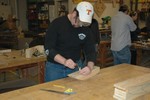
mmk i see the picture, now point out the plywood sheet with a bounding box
[68,66,100,80]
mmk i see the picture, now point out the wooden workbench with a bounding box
[97,40,113,67]
[132,42,150,65]
[1,64,150,100]
[0,50,46,83]
[98,29,113,67]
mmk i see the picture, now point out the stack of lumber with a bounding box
[113,73,150,100]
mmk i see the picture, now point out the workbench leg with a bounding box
[2,72,6,82]
[99,47,105,67]
[38,62,45,83]
[21,67,28,79]
[136,49,142,65]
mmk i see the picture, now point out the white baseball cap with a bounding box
[76,1,94,24]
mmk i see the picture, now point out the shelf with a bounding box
[0,41,16,44]
[27,0,50,34]
[0,31,18,49]
[99,29,111,34]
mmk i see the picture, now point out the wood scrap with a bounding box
[113,73,150,100]
[25,45,45,58]
[0,49,11,53]
[94,0,106,17]
[68,66,100,80]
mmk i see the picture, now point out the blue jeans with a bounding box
[45,60,84,82]
[112,45,131,65]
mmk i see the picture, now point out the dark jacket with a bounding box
[131,26,141,42]
[44,16,96,64]
[89,19,100,44]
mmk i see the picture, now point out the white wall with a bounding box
[0,5,11,20]
[0,0,9,5]
[0,0,11,20]
[0,0,27,30]
[17,0,28,30]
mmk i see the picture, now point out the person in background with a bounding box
[90,18,100,53]
[140,8,150,38]
[130,11,141,65]
[111,4,137,65]
[130,11,141,42]
[44,1,96,82]
[146,8,150,37]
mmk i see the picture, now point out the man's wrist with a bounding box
[63,59,67,65]
[87,66,93,71]
[87,61,94,71]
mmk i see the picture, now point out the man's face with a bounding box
[72,11,91,28]
[78,19,91,27]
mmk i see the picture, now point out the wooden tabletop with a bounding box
[131,42,150,65]
[0,50,46,71]
[132,41,150,50]
[1,64,150,100]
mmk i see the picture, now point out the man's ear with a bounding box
[125,11,129,15]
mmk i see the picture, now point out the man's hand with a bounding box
[64,59,76,69]
[79,66,91,75]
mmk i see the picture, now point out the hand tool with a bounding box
[40,89,76,95]
[41,89,69,95]
[77,64,81,71]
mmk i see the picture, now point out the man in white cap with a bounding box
[44,1,97,82]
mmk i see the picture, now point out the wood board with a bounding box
[114,73,150,100]
[68,66,100,80]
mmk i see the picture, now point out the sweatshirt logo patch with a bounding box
[45,49,49,56]
[78,33,86,40]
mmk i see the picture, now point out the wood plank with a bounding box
[68,66,100,80]
[114,73,150,100]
